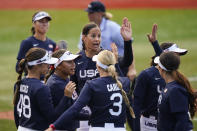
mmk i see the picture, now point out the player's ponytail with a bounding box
[13,58,26,105]
[31,27,35,35]
[44,65,55,83]
[159,52,197,118]
[13,48,46,105]
[98,50,135,118]
[173,71,197,118]
[44,49,67,83]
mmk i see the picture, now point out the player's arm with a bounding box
[147,24,163,56]
[36,85,72,122]
[16,40,32,73]
[173,112,193,131]
[47,82,93,130]
[169,88,192,130]
[118,17,133,67]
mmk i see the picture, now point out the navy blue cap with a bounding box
[85,1,106,13]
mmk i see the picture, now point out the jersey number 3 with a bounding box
[17,94,31,118]
[109,93,123,116]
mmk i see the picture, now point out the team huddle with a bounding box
[13,1,197,131]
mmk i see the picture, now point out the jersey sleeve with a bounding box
[17,40,32,61]
[118,40,133,68]
[35,85,71,122]
[133,71,150,131]
[173,112,193,131]
[53,81,93,129]
[151,40,163,56]
[169,87,188,113]
[16,40,32,73]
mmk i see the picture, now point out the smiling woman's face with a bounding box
[82,27,101,52]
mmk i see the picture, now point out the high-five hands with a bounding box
[147,24,158,43]
[121,17,132,41]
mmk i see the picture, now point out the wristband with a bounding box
[49,124,56,130]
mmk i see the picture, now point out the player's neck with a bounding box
[34,33,46,41]
[163,74,175,84]
[54,71,68,80]
[85,49,100,58]
[98,69,109,77]
[26,72,41,80]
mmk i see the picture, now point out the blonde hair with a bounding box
[104,12,113,20]
[97,50,135,118]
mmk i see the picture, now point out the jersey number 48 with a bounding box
[17,94,31,118]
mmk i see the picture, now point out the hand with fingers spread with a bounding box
[121,17,132,41]
[64,81,76,98]
[110,43,118,62]
[147,24,158,43]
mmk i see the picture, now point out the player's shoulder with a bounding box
[75,50,92,66]
[46,37,56,45]
[167,81,187,93]
[22,78,46,91]
[86,77,107,86]
[140,66,158,77]
[21,36,34,45]
[118,76,130,84]
[118,77,131,92]
[46,74,61,86]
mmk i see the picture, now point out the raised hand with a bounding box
[110,43,118,62]
[64,81,76,98]
[147,24,158,43]
[121,17,132,41]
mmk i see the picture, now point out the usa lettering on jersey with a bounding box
[79,69,99,78]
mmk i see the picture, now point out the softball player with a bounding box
[46,50,135,131]
[133,24,188,131]
[16,11,56,74]
[78,1,136,81]
[155,52,196,131]
[13,48,70,131]
[46,49,90,131]
[70,18,133,131]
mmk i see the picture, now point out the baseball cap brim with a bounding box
[85,8,94,13]
[62,54,79,61]
[164,44,188,55]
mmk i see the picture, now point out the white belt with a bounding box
[91,123,126,128]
